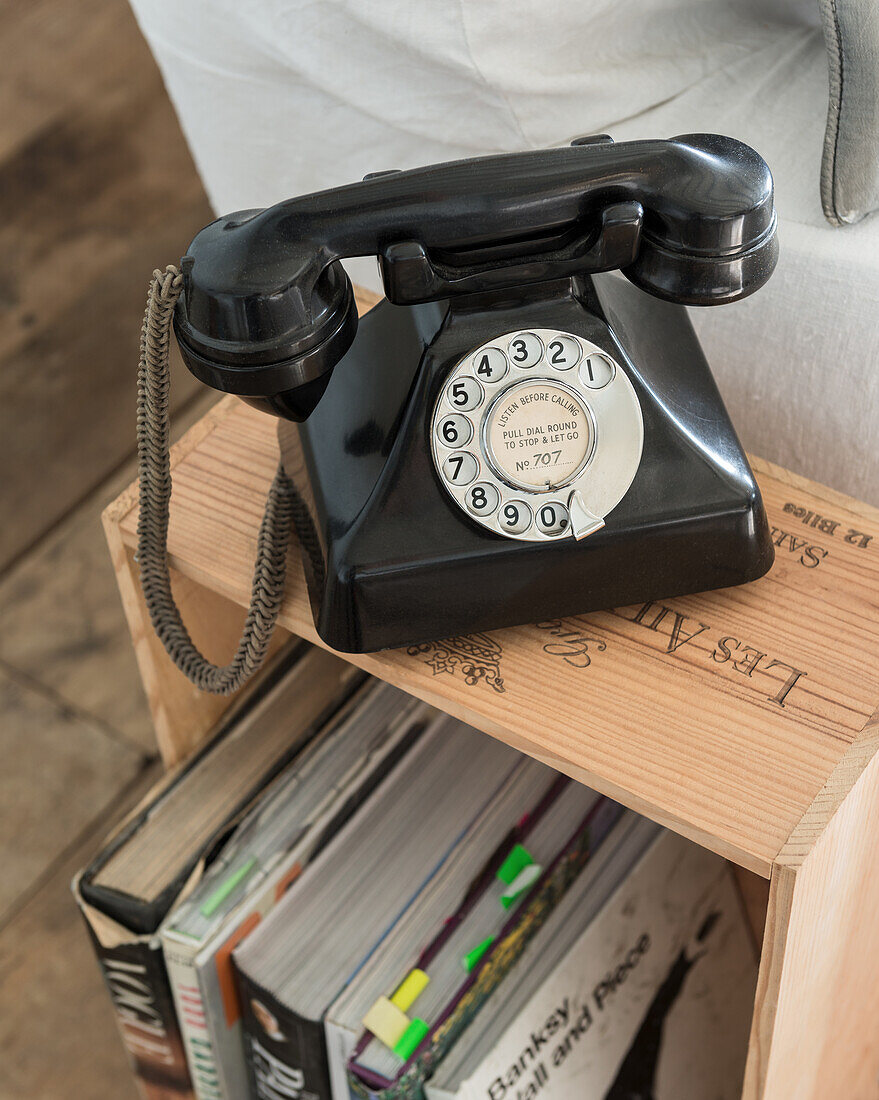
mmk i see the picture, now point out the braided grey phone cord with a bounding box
[136,265,296,695]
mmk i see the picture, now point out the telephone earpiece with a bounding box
[172,134,777,422]
[621,133,777,305]
[174,217,358,421]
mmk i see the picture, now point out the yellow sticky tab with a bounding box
[390,969,430,1012]
[362,996,410,1050]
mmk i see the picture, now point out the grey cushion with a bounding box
[818,0,879,224]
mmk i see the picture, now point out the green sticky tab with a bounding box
[393,1017,429,1061]
[462,935,495,974]
[200,857,257,918]
[500,862,544,909]
[497,843,534,885]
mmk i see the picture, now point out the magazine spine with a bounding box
[164,936,223,1100]
[237,967,333,1100]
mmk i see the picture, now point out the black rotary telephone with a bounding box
[138,133,778,683]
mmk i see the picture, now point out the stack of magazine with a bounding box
[75,643,758,1100]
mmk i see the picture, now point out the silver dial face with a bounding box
[482,377,595,492]
[431,328,644,542]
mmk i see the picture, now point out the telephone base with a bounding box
[279,276,773,654]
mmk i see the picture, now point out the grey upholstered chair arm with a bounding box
[818,0,879,225]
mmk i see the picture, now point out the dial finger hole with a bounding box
[442,451,478,486]
[579,353,615,389]
[498,499,532,534]
[445,376,483,411]
[545,335,580,370]
[472,347,508,383]
[436,413,473,448]
[466,482,500,517]
[535,502,570,536]
[507,332,543,368]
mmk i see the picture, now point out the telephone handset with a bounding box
[138,133,778,679]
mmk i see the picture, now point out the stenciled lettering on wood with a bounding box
[535,621,608,669]
[529,497,879,707]
[773,500,875,567]
[535,603,807,709]
[396,496,878,704]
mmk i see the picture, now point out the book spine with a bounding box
[197,910,266,1100]
[237,967,333,1100]
[164,938,223,1100]
[87,932,193,1099]
[324,1018,359,1100]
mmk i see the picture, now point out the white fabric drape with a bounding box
[129,0,879,502]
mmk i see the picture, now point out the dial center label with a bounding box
[485,380,592,490]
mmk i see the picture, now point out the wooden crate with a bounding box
[104,296,879,1099]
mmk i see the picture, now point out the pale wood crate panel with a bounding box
[114,397,879,878]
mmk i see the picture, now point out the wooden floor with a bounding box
[0,2,212,1096]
